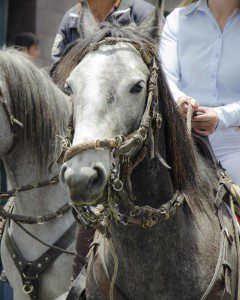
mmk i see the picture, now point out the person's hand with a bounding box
[177,96,199,118]
[192,107,219,136]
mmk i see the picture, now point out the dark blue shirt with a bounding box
[51,0,155,66]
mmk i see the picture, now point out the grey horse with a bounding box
[55,1,238,299]
[0,49,76,300]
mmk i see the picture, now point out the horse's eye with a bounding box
[64,83,73,96]
[130,80,145,94]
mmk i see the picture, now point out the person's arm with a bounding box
[213,103,240,129]
[51,12,70,66]
[192,103,240,136]
[159,10,187,101]
[131,0,155,25]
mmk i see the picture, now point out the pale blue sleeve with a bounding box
[159,10,187,101]
[214,103,240,128]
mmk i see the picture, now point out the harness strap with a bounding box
[66,265,87,300]
[5,222,76,299]
[0,175,60,201]
[118,189,185,228]
[0,202,71,225]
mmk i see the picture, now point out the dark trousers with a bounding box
[73,226,95,279]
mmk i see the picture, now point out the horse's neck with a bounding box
[107,155,220,297]
[131,151,174,208]
[3,146,73,260]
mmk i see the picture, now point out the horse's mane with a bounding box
[0,49,68,164]
[54,21,217,205]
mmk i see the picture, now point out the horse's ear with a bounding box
[138,0,164,43]
[77,0,100,38]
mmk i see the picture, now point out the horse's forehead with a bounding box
[70,42,145,79]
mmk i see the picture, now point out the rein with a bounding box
[0,175,72,225]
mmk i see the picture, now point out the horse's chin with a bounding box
[69,188,105,207]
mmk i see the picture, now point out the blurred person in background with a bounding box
[13,32,40,60]
[51,0,155,73]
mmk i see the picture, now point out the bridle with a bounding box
[58,36,187,231]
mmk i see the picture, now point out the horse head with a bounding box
[59,1,164,205]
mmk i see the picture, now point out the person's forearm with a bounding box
[213,102,240,128]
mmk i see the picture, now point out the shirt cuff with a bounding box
[213,103,240,129]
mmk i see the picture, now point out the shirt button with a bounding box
[211,75,216,79]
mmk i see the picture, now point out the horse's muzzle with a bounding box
[60,162,107,205]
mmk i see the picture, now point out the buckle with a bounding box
[23,282,34,294]
[37,216,45,225]
[160,209,170,220]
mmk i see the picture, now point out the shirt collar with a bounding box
[185,0,208,16]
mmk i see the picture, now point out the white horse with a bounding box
[0,49,75,300]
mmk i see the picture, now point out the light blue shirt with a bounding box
[160,0,240,129]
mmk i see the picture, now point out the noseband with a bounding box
[0,86,23,154]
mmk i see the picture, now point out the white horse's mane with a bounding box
[0,49,68,163]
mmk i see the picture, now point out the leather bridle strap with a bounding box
[0,202,71,225]
[0,176,73,225]
[0,176,60,201]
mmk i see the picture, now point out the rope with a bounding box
[109,238,119,300]
[186,104,193,133]
[64,138,120,163]
[177,96,194,133]
[230,196,240,300]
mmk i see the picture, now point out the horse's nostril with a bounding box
[92,163,107,191]
[60,164,68,185]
